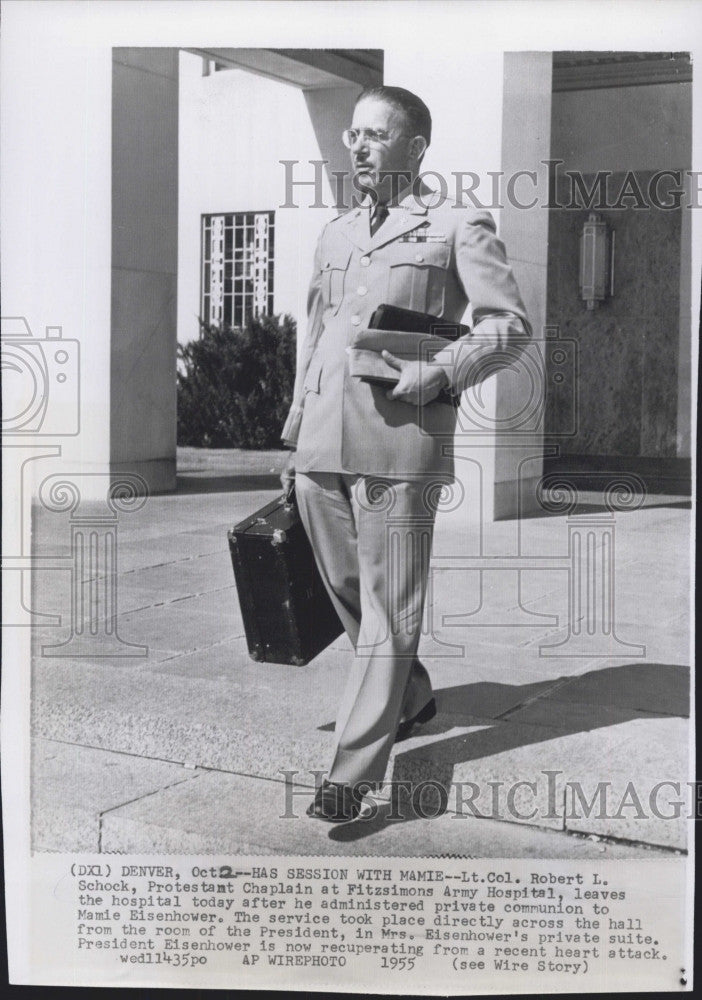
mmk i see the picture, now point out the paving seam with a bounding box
[162,587,234,605]
[153,632,247,661]
[37,720,686,853]
[102,776,678,857]
[53,739,681,855]
[493,676,575,719]
[97,772,206,853]
[33,737,321,789]
[34,735,238,776]
[78,549,228,584]
[494,680,690,721]
[95,758,676,851]
[109,550,226,573]
[32,634,247,660]
[70,593,236,621]
[118,550,229,574]
[116,588,237,618]
[559,826,687,856]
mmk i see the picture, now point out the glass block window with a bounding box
[201,211,275,328]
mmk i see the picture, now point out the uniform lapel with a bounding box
[339,206,370,251]
[367,201,428,252]
[339,185,441,253]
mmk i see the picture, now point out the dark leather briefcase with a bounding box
[228,493,344,665]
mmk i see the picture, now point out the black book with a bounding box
[369,303,471,341]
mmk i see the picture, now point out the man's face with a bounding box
[348,97,415,202]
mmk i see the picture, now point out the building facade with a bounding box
[4,45,693,505]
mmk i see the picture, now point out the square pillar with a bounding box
[385,51,552,522]
[2,45,179,501]
[111,48,179,492]
[458,52,552,521]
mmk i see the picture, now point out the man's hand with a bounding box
[381,351,450,405]
[280,453,296,499]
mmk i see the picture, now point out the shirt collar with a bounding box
[357,180,437,214]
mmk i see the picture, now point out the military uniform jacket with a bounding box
[281,185,531,479]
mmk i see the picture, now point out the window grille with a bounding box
[201,211,275,328]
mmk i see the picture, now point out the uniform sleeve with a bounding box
[432,210,532,396]
[280,230,325,448]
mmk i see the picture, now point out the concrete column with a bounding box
[492,52,552,519]
[384,51,552,522]
[2,44,112,500]
[111,49,179,492]
[456,52,552,522]
[3,46,179,500]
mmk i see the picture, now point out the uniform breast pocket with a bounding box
[387,243,451,315]
[321,247,352,316]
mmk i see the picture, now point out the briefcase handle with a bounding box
[282,483,296,509]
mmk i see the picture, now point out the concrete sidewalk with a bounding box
[30,448,692,857]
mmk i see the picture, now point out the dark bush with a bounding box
[177,314,296,448]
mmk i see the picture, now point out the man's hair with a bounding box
[355,86,432,147]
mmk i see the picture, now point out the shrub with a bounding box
[177,314,296,448]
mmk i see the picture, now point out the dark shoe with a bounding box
[307,780,365,823]
[395,698,437,743]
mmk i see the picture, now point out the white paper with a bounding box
[2,0,698,992]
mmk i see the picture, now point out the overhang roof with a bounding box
[187,47,383,90]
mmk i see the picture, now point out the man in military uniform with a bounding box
[281,86,530,822]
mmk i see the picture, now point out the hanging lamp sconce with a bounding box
[579,212,615,309]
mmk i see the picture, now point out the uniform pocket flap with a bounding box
[321,246,353,272]
[389,243,451,269]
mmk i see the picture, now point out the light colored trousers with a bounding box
[295,472,437,786]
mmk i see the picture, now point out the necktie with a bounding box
[370,203,389,236]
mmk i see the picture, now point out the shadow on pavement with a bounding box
[517,498,691,520]
[325,661,689,841]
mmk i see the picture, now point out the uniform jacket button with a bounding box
[415,253,424,262]
[357,285,367,296]
[360,256,370,267]
[351,315,361,326]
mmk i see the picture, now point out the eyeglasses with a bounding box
[341,127,408,149]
